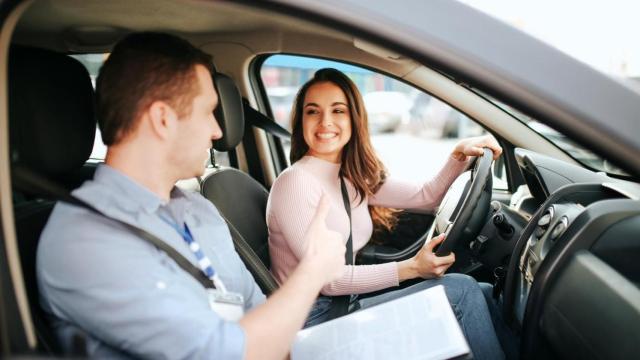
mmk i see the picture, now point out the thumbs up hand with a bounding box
[300,194,346,284]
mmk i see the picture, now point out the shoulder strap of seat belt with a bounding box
[325,176,354,321]
[340,177,354,265]
[242,99,292,140]
[12,166,216,290]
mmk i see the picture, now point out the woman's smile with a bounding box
[302,81,352,163]
[315,131,339,140]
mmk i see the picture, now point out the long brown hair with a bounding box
[289,68,397,232]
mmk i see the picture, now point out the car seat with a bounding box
[9,45,97,355]
[201,73,279,295]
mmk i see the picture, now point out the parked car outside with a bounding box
[409,93,484,139]
[363,91,411,133]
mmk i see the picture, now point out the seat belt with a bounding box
[325,177,355,321]
[15,165,280,296]
[13,165,223,291]
[242,99,291,140]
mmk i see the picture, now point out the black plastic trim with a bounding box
[503,183,610,326]
[541,250,640,360]
[248,55,289,176]
[520,198,640,359]
[501,141,524,192]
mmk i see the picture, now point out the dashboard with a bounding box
[498,149,640,359]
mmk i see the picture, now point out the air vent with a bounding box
[534,206,554,238]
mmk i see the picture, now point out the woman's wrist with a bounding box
[397,258,419,282]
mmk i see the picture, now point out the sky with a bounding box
[459,0,640,77]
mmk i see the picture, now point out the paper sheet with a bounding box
[292,285,470,360]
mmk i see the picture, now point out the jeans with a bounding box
[479,283,520,360]
[305,274,504,360]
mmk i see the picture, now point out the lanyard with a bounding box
[159,215,228,293]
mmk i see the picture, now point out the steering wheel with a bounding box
[357,148,494,264]
[432,147,494,256]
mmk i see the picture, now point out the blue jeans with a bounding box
[305,274,504,360]
[479,283,520,360]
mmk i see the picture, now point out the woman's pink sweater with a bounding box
[266,155,469,296]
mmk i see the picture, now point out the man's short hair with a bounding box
[96,32,213,145]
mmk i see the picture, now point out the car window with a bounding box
[69,54,229,167]
[259,54,508,189]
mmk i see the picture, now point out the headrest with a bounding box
[212,73,244,151]
[9,46,96,179]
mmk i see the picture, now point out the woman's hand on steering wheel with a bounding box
[398,234,455,281]
[451,135,503,162]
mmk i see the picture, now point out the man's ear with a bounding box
[148,101,179,140]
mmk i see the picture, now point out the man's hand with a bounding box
[451,134,502,161]
[240,194,346,360]
[300,194,346,284]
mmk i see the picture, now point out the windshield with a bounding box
[488,99,628,176]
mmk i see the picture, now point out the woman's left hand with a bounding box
[451,135,502,161]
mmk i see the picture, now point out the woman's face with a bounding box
[302,81,352,163]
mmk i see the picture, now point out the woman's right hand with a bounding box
[398,234,456,281]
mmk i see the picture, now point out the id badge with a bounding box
[207,289,244,321]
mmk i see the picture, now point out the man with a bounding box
[37,32,345,359]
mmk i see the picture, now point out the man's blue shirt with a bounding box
[37,164,266,359]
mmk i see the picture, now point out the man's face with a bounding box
[171,64,222,179]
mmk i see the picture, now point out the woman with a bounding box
[266,68,504,359]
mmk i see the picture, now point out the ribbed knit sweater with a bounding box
[266,155,469,296]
